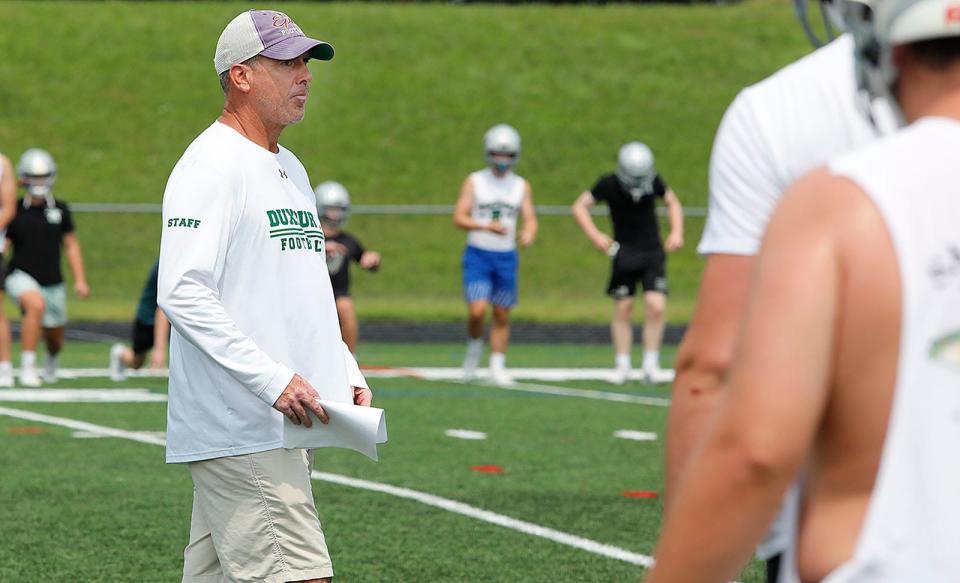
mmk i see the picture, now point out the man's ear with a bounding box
[229,63,255,94]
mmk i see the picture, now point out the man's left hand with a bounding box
[353,386,373,407]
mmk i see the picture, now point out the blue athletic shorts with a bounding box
[462,245,518,307]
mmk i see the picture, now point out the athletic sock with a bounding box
[21,351,36,369]
[615,353,632,371]
[466,338,483,356]
[642,351,660,371]
[489,352,506,372]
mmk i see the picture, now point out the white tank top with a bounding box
[780,117,960,582]
[465,167,526,252]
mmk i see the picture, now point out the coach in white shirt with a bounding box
[158,10,371,583]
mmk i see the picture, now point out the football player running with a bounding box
[453,124,537,386]
[315,181,381,353]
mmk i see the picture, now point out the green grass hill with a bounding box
[0,1,812,322]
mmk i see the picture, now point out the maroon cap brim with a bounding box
[260,36,334,62]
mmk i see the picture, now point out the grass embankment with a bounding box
[0,1,810,322]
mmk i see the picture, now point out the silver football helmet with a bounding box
[616,142,656,200]
[483,124,521,172]
[17,148,57,202]
[314,181,351,228]
[846,0,959,128]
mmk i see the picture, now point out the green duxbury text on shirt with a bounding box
[267,208,325,253]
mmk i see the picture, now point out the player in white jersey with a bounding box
[648,0,960,580]
[663,3,883,578]
[453,124,537,385]
[0,153,17,386]
[159,10,370,582]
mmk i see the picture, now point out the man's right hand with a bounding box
[486,221,508,235]
[273,374,329,427]
[591,232,614,254]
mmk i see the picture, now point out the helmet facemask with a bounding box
[319,204,349,229]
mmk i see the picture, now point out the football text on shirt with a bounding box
[266,208,325,253]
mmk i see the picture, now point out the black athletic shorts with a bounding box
[131,318,155,355]
[606,247,668,299]
[0,256,8,289]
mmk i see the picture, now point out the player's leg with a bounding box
[6,270,45,387]
[607,263,637,384]
[0,260,13,386]
[335,296,359,353]
[462,246,492,380]
[39,284,67,382]
[642,291,667,376]
[640,252,671,383]
[488,249,518,386]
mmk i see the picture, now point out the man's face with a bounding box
[248,53,313,127]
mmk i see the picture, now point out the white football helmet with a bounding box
[616,142,656,200]
[846,0,960,127]
[315,181,351,228]
[17,148,57,201]
[483,124,521,171]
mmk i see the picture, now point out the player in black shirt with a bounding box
[572,142,684,384]
[315,181,381,353]
[7,149,90,386]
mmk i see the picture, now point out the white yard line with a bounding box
[613,430,658,441]
[482,380,671,408]
[0,388,167,403]
[0,406,655,569]
[444,429,488,440]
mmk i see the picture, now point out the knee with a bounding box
[645,296,666,319]
[468,303,487,320]
[492,307,510,326]
[614,300,634,321]
[21,295,45,317]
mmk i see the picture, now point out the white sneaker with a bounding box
[490,367,513,387]
[19,366,42,387]
[611,367,629,385]
[43,359,58,383]
[110,343,128,382]
[0,368,13,388]
[643,367,676,384]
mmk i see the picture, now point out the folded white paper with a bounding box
[283,400,387,461]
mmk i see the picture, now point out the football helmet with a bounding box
[314,181,351,228]
[17,148,57,201]
[616,142,656,200]
[483,124,521,172]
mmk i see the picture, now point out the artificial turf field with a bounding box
[0,341,765,582]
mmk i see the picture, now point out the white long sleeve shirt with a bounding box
[159,121,367,464]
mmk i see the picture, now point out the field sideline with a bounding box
[0,340,766,581]
[0,1,812,323]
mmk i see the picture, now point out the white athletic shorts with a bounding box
[182,448,333,583]
[5,269,67,328]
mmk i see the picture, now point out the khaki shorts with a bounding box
[183,448,333,583]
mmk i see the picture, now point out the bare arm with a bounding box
[0,156,16,232]
[518,180,537,247]
[648,172,845,582]
[571,191,613,253]
[663,189,684,252]
[453,177,504,234]
[665,254,754,505]
[63,232,90,299]
[150,308,170,368]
